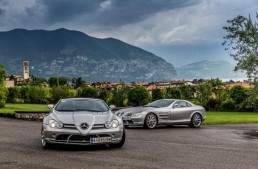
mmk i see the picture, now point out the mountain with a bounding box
[0,28,177,82]
[176,60,245,80]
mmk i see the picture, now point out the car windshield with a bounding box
[145,100,175,108]
[55,99,109,112]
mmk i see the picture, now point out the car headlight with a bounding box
[132,113,142,117]
[105,119,119,128]
[112,119,119,128]
[48,119,63,129]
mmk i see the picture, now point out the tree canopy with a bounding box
[223,14,258,81]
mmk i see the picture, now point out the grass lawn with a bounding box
[203,111,258,125]
[0,103,49,114]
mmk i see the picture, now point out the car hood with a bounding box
[51,111,113,135]
[117,106,158,116]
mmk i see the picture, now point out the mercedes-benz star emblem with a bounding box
[80,123,89,130]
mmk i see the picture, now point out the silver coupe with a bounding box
[116,99,206,129]
[41,98,125,148]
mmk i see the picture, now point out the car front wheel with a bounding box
[144,113,157,129]
[190,113,202,128]
[109,129,125,148]
[41,137,51,149]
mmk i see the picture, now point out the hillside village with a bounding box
[5,60,251,98]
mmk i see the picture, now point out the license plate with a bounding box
[90,137,111,143]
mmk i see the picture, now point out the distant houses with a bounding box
[4,61,251,96]
[5,60,32,88]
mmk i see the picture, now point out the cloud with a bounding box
[0,0,257,52]
[30,0,200,27]
[99,0,112,11]
[89,0,258,46]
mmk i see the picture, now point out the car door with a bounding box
[170,101,192,122]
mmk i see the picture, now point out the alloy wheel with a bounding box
[192,113,202,127]
[145,113,157,129]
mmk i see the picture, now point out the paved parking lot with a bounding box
[0,117,258,169]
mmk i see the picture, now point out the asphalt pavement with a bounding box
[1,117,258,169]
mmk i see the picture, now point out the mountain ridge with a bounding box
[176,60,245,80]
[0,28,177,82]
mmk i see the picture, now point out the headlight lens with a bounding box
[132,113,139,117]
[112,119,119,128]
[105,119,119,128]
[48,119,63,129]
[48,119,57,128]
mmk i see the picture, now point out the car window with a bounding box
[173,101,190,108]
[145,100,175,108]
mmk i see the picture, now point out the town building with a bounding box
[5,60,32,88]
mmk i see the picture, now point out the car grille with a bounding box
[55,134,111,143]
[62,124,105,130]
[63,124,77,129]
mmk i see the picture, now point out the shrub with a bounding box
[128,86,151,106]
[220,100,236,112]
[14,98,24,104]
[230,85,249,104]
[79,87,99,98]
[50,86,76,103]
[0,84,8,108]
[7,87,20,103]
[204,98,218,111]
[152,88,164,101]
[29,86,49,104]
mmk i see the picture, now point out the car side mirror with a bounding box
[109,105,116,110]
[48,104,54,109]
[173,104,179,109]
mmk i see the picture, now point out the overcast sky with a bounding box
[0,0,257,66]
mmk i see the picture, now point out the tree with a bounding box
[48,77,69,87]
[98,89,113,105]
[111,86,129,107]
[72,77,85,88]
[179,85,192,100]
[79,86,99,98]
[223,14,258,80]
[198,81,212,106]
[7,87,21,103]
[50,86,77,103]
[30,77,48,86]
[152,88,165,101]
[166,87,181,99]
[128,86,151,106]
[230,85,249,104]
[0,65,8,107]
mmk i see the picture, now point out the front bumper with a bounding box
[42,124,124,145]
[122,114,145,126]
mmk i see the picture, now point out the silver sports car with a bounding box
[116,99,206,129]
[41,98,125,148]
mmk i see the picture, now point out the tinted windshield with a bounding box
[145,100,175,108]
[55,99,109,112]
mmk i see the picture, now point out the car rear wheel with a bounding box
[144,113,157,129]
[109,129,125,148]
[190,113,202,128]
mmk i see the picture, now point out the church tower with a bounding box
[23,60,29,80]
